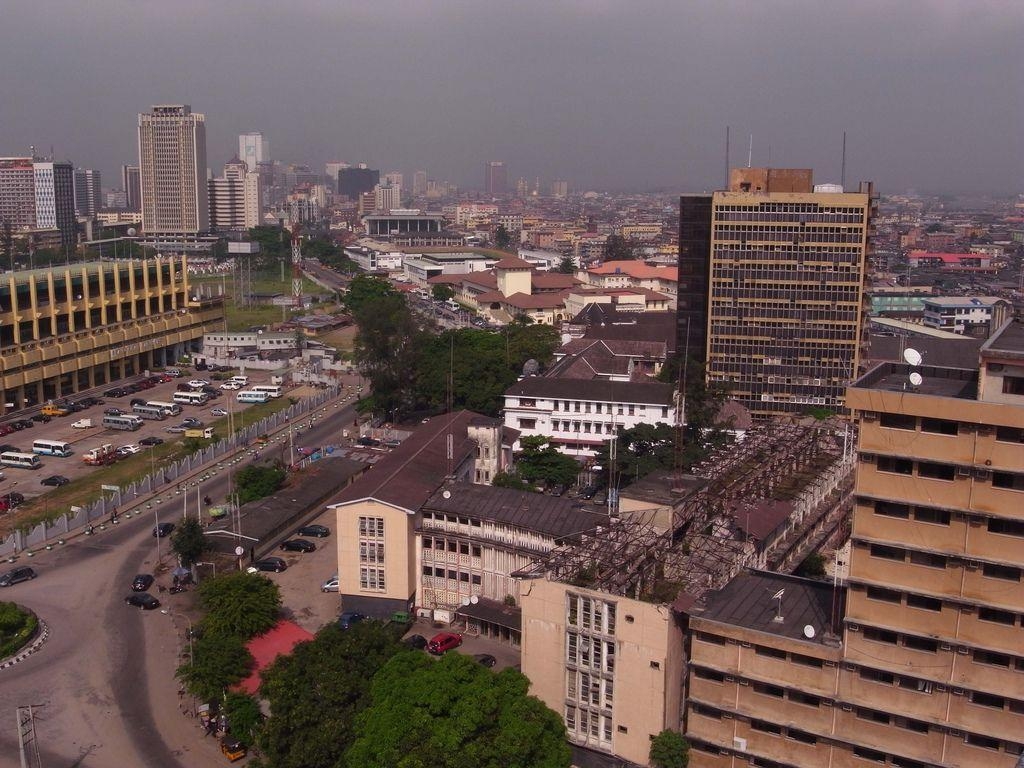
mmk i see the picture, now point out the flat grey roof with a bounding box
[982,319,1024,360]
[853,362,978,400]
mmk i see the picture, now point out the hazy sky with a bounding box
[2,1,1021,194]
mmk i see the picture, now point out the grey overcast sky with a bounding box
[1,0,1021,194]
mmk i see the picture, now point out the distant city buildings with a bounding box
[412,170,428,197]
[484,160,507,196]
[34,160,76,252]
[338,166,379,201]
[137,105,209,238]
[0,156,39,230]
[72,168,101,217]
[208,157,262,231]
[238,132,268,172]
[121,164,141,210]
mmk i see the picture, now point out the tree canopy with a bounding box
[593,422,679,487]
[431,283,455,302]
[198,571,282,639]
[494,224,514,252]
[171,517,212,569]
[176,633,254,701]
[602,234,635,261]
[512,436,580,489]
[555,255,576,274]
[650,729,690,768]
[257,623,405,768]
[345,651,570,768]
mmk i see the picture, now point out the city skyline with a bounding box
[1,1,1020,195]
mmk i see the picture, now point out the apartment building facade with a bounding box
[137,104,209,237]
[0,257,223,410]
[684,320,1024,767]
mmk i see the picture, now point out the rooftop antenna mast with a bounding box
[841,131,847,189]
[724,126,730,187]
[747,134,753,168]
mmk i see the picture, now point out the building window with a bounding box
[970,691,1006,709]
[988,517,1024,537]
[752,682,784,698]
[973,649,1011,667]
[874,500,910,518]
[995,426,1024,443]
[754,645,787,660]
[877,456,913,475]
[920,417,958,435]
[903,635,938,653]
[787,729,817,745]
[789,691,821,707]
[863,627,898,645]
[909,550,947,569]
[865,586,902,603]
[693,667,725,683]
[906,593,942,611]
[978,606,1016,625]
[358,516,384,537]
[1001,376,1024,395]
[359,566,385,591]
[982,563,1021,581]
[869,543,904,561]
[790,653,824,668]
[917,461,955,481]
[914,507,950,525]
[880,413,916,430]
[965,733,1001,750]
[518,418,536,430]
[750,720,782,735]
[992,471,1024,491]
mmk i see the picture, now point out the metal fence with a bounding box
[0,386,342,558]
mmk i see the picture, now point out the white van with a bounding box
[230,375,249,386]
[165,368,182,377]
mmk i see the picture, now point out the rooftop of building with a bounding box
[865,334,983,370]
[695,569,844,646]
[506,376,675,405]
[852,361,978,400]
[866,317,965,339]
[981,317,1024,360]
[422,483,606,540]
[329,410,481,512]
[585,261,678,281]
[922,296,1005,307]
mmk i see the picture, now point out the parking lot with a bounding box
[0,366,285,508]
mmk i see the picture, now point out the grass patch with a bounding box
[0,602,38,659]
[0,396,298,537]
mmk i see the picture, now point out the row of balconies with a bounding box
[856,461,1024,517]
[858,423,1024,473]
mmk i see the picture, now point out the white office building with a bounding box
[33,160,76,252]
[239,132,268,173]
[208,157,262,231]
[138,105,209,237]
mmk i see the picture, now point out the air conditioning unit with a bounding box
[733,737,748,752]
[956,466,971,477]
[861,411,878,422]
[741,641,752,648]
[972,469,990,480]
[860,453,876,463]
[940,643,952,651]
[949,729,964,738]
[841,703,853,712]
[965,561,980,571]
[952,687,966,696]
[936,684,948,692]
[738,679,750,687]
[725,675,736,682]
[849,623,861,632]
[814,378,822,386]
[956,647,969,656]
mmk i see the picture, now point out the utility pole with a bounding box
[16,704,44,768]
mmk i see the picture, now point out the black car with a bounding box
[403,634,428,650]
[338,611,366,630]
[297,524,330,538]
[139,436,164,446]
[181,418,203,428]
[153,522,175,538]
[30,414,51,423]
[473,654,497,668]
[103,388,127,398]
[131,573,155,592]
[130,398,148,407]
[252,557,287,573]
[2,492,25,507]
[13,419,34,429]
[279,539,316,553]
[40,475,70,487]
[0,444,21,454]
[78,397,102,407]
[125,593,161,610]
[0,566,36,587]
[356,436,381,447]
[9,421,26,431]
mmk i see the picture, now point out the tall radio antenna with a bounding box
[841,131,847,189]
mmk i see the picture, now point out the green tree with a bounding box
[176,633,254,701]
[796,552,827,579]
[494,224,513,252]
[198,571,282,639]
[492,471,532,491]
[603,234,634,260]
[223,692,264,747]
[658,356,733,471]
[514,436,580,489]
[431,283,455,302]
[343,274,400,317]
[248,225,292,270]
[649,729,690,768]
[171,517,212,569]
[345,651,570,768]
[258,623,405,768]
[594,422,679,487]
[555,255,576,274]
[234,463,287,506]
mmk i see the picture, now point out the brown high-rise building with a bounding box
[678,169,876,418]
[484,161,507,196]
[683,319,1024,767]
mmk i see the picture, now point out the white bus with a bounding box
[173,391,209,406]
[237,390,270,404]
[132,403,167,421]
[0,452,42,470]
[103,414,143,431]
[32,439,73,458]
[147,400,182,417]
[251,384,282,398]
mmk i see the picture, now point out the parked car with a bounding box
[138,436,164,446]
[321,574,339,593]
[0,444,21,454]
[117,444,141,456]
[338,611,366,630]
[131,574,155,592]
[78,397,103,407]
[1,492,25,507]
[153,522,175,538]
[103,388,127,398]
[219,381,241,390]
[181,418,203,428]
[356,436,381,447]
[251,557,287,573]
[14,419,34,429]
[0,425,14,437]
[427,632,463,655]
[473,654,497,668]
[30,414,51,423]
[72,418,93,429]
[403,634,428,650]
[104,408,123,416]
[124,593,161,610]
[165,425,187,433]
[0,566,36,587]
[279,539,316,553]
[187,380,209,389]
[40,475,70,486]
[210,408,228,417]
[129,398,148,407]
[9,421,27,431]
[297,524,330,538]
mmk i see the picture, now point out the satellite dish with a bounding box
[903,348,922,366]
[771,588,785,600]
[461,596,471,606]
[234,546,245,556]
[127,227,137,236]
[442,489,451,499]
[470,595,479,604]
[803,624,816,639]
[909,372,923,387]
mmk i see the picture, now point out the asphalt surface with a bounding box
[0,388,360,768]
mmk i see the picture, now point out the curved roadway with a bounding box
[0,394,358,768]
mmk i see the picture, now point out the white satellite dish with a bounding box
[771,588,785,601]
[470,595,479,604]
[903,347,922,367]
[909,372,923,387]
[461,596,471,606]
[803,624,816,639]
[442,489,451,499]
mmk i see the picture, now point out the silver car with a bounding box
[321,574,339,593]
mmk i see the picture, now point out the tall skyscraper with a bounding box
[679,168,875,419]
[208,157,262,231]
[412,170,428,197]
[0,157,37,230]
[33,161,76,252]
[238,132,268,172]
[484,161,507,196]
[137,105,209,236]
[338,167,379,201]
[121,164,141,211]
[374,182,400,213]
[72,168,101,217]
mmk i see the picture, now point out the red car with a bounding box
[427,632,462,655]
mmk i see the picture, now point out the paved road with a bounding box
[0,390,360,768]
